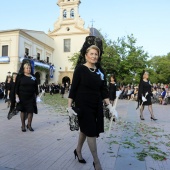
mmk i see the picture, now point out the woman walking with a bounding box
[137,71,157,120]
[5,76,12,108]
[108,75,117,106]
[15,60,39,132]
[7,72,17,119]
[68,36,115,170]
[60,83,65,98]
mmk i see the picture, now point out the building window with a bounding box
[37,53,40,60]
[70,9,74,18]
[2,45,8,56]
[47,57,49,63]
[66,27,70,31]
[64,39,71,52]
[63,10,67,19]
[25,48,29,56]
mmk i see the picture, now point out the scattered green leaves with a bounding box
[136,150,148,161]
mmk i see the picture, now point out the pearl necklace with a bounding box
[88,67,96,72]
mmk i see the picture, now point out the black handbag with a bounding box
[69,104,80,131]
[103,104,111,120]
[16,102,23,111]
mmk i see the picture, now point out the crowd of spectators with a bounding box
[1,75,170,106]
[0,81,70,100]
[118,83,170,105]
[39,82,70,96]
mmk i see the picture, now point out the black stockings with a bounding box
[20,112,25,129]
[20,112,33,129]
[27,113,33,127]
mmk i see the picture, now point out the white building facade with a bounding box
[0,29,55,84]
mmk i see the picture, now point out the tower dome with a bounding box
[90,27,103,39]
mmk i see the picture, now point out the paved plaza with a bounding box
[0,98,170,170]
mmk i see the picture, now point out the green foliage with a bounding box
[148,55,170,83]
[102,34,150,84]
[68,53,80,69]
[101,38,120,75]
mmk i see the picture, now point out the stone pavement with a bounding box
[0,98,170,170]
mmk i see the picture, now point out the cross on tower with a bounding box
[91,19,95,28]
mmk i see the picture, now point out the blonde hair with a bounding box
[23,63,31,68]
[86,45,100,57]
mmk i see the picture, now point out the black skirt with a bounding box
[109,91,116,100]
[75,93,104,137]
[141,94,152,106]
[17,95,37,114]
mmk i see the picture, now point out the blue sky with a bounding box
[0,0,170,56]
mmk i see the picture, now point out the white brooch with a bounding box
[31,75,36,81]
[96,69,104,80]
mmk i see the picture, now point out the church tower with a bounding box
[49,0,90,84]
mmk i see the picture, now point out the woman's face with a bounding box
[13,74,17,80]
[110,77,114,82]
[143,72,149,79]
[85,49,99,64]
[24,65,31,74]
[7,77,11,82]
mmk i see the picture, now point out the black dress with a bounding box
[138,80,152,105]
[69,65,109,137]
[5,82,10,99]
[60,86,65,95]
[109,82,116,101]
[15,75,39,114]
[9,81,16,111]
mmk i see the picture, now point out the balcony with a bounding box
[20,57,55,71]
[0,56,10,63]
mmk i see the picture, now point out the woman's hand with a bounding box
[106,104,118,118]
[67,107,77,117]
[16,96,20,103]
[36,96,42,103]
[142,96,147,102]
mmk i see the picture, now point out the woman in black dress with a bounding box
[7,72,17,119]
[108,75,117,106]
[137,71,157,120]
[60,83,65,98]
[15,61,38,132]
[5,76,12,108]
[68,36,114,170]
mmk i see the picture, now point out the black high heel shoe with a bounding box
[74,149,86,163]
[21,127,26,132]
[140,115,145,120]
[26,125,34,131]
[93,162,96,170]
[151,117,157,121]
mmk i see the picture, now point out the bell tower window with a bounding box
[63,10,67,19]
[70,9,74,18]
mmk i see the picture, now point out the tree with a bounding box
[101,38,120,75]
[112,34,149,84]
[148,55,170,83]
[68,52,80,69]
